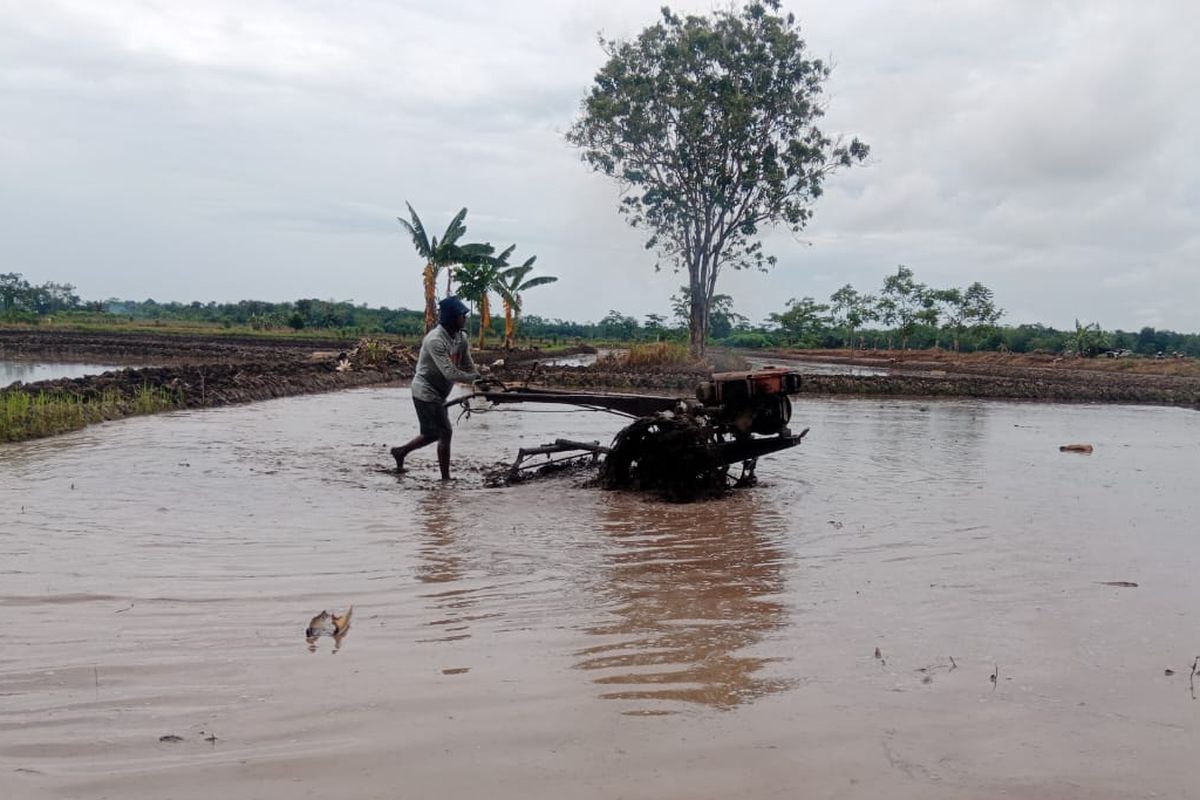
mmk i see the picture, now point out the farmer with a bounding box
[391,296,481,480]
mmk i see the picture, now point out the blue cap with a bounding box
[438,295,470,325]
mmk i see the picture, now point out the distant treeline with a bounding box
[2,270,1198,356]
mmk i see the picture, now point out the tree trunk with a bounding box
[423,263,437,332]
[504,302,514,350]
[477,294,490,350]
[688,295,706,359]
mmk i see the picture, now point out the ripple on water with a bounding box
[2,389,1199,798]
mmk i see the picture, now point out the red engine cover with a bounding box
[701,367,801,404]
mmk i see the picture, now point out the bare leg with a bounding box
[391,434,436,472]
[437,433,453,481]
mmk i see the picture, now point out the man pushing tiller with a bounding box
[391,296,480,481]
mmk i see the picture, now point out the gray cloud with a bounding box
[1,0,1197,331]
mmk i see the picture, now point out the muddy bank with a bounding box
[0,328,351,366]
[2,333,417,441]
[796,371,1200,407]
[491,362,708,392]
[0,332,606,442]
[499,356,1200,408]
[6,330,1199,413]
[15,358,414,410]
[747,348,1200,409]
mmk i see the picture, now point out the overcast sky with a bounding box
[2,0,1197,331]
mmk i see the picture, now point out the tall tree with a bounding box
[933,287,968,351]
[396,203,493,332]
[599,310,640,340]
[669,286,744,338]
[880,265,931,349]
[0,272,31,312]
[495,255,557,349]
[643,313,667,339]
[962,281,1003,331]
[567,1,867,358]
[829,284,876,348]
[768,296,831,346]
[935,281,1003,350]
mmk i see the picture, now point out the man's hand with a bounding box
[473,375,506,392]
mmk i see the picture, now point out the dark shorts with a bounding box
[413,397,453,439]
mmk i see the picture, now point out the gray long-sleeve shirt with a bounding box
[410,325,479,402]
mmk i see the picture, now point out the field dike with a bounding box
[3,330,1197,443]
[2,337,415,442]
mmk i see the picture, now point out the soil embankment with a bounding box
[0,329,351,366]
[763,348,1200,409]
[5,331,1199,420]
[496,347,1200,408]
[1,331,417,441]
[491,362,708,392]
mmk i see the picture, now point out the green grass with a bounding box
[0,385,177,443]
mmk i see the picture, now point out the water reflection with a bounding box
[413,492,466,586]
[412,492,496,645]
[575,494,794,713]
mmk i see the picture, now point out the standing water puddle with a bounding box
[1,388,1198,799]
[2,360,124,387]
[746,354,890,376]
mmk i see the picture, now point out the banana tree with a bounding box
[396,203,493,332]
[496,256,556,349]
[454,249,509,350]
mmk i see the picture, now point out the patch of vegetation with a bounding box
[0,385,176,443]
[601,342,694,368]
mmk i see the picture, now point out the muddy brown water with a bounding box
[2,387,1198,799]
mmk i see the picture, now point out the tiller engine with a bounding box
[448,367,807,501]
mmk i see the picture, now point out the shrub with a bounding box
[600,341,693,368]
[722,332,773,349]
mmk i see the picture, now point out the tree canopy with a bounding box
[567,0,867,356]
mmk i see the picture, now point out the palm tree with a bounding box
[496,256,556,349]
[396,203,493,332]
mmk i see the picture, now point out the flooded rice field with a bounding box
[2,387,1198,799]
[2,361,122,388]
[746,353,890,376]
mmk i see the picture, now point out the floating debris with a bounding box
[1059,443,1094,454]
[159,734,184,743]
[306,606,353,653]
[1097,581,1138,588]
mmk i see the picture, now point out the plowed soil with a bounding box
[3,330,1198,410]
[762,348,1200,408]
